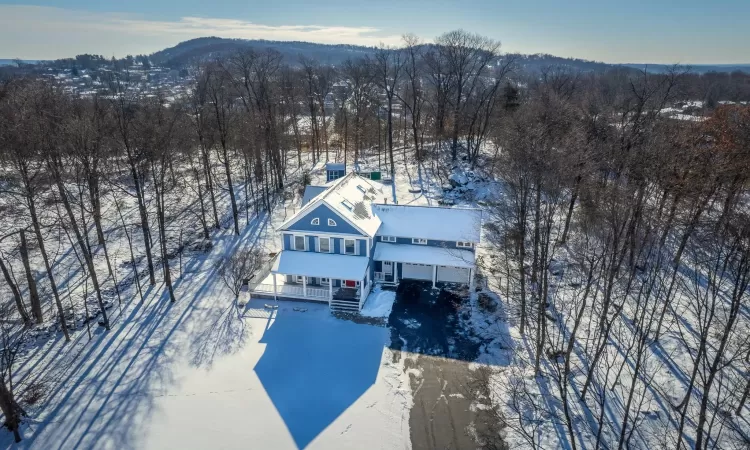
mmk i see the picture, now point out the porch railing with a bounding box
[251,283,329,301]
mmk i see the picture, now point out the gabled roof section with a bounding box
[301,185,328,206]
[279,172,384,237]
[372,204,482,243]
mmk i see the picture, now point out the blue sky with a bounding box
[1,1,748,63]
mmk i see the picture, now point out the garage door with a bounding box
[437,266,470,283]
[402,263,433,281]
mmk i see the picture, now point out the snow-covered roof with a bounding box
[280,173,384,237]
[372,204,482,243]
[373,243,475,268]
[326,162,346,171]
[301,185,328,206]
[272,251,369,279]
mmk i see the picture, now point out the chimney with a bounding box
[384,197,388,204]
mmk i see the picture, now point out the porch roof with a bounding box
[271,250,369,280]
[373,243,475,269]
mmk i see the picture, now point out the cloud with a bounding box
[0,5,403,59]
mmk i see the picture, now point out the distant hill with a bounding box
[149,37,376,68]
[624,63,750,74]
[152,38,750,75]
[149,37,625,72]
[0,59,39,66]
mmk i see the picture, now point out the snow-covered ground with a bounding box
[18,298,410,450]
[360,287,396,319]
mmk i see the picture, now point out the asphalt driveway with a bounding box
[388,280,500,450]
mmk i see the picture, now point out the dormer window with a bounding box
[327,218,337,226]
[311,218,320,225]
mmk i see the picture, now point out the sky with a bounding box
[1,1,749,64]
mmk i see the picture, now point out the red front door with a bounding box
[345,280,356,288]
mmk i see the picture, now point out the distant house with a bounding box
[325,163,346,182]
[250,173,481,313]
[326,162,381,182]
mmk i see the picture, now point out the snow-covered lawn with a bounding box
[143,300,411,450]
[10,288,410,450]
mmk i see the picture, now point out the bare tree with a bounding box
[219,248,265,299]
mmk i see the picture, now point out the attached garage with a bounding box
[402,263,433,281]
[437,266,470,283]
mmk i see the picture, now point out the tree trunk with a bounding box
[220,145,240,235]
[201,146,220,230]
[560,176,580,244]
[18,229,42,324]
[0,256,29,323]
[22,174,69,340]
[126,161,156,285]
[0,381,24,443]
[50,159,110,330]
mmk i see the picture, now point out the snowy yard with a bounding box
[12,297,410,450]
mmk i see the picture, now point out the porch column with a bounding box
[303,276,307,298]
[328,282,333,302]
[469,268,475,291]
[432,265,437,288]
[360,277,365,304]
[272,273,278,301]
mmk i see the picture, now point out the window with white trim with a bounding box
[294,235,307,251]
[344,239,356,255]
[456,241,474,248]
[412,238,427,245]
[320,277,330,285]
[319,237,331,253]
[311,218,320,225]
[381,236,396,243]
[327,218,337,226]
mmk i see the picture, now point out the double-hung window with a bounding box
[319,237,331,253]
[412,238,427,245]
[456,241,474,249]
[381,236,396,243]
[344,239,356,255]
[294,235,306,251]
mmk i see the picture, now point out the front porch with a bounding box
[248,251,373,313]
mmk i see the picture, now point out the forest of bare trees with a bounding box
[0,29,748,447]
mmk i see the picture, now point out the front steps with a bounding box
[330,299,360,313]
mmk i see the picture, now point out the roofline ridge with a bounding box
[373,203,482,212]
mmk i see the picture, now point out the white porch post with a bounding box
[303,276,307,298]
[272,273,278,301]
[432,265,437,288]
[469,268,475,291]
[329,282,333,301]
